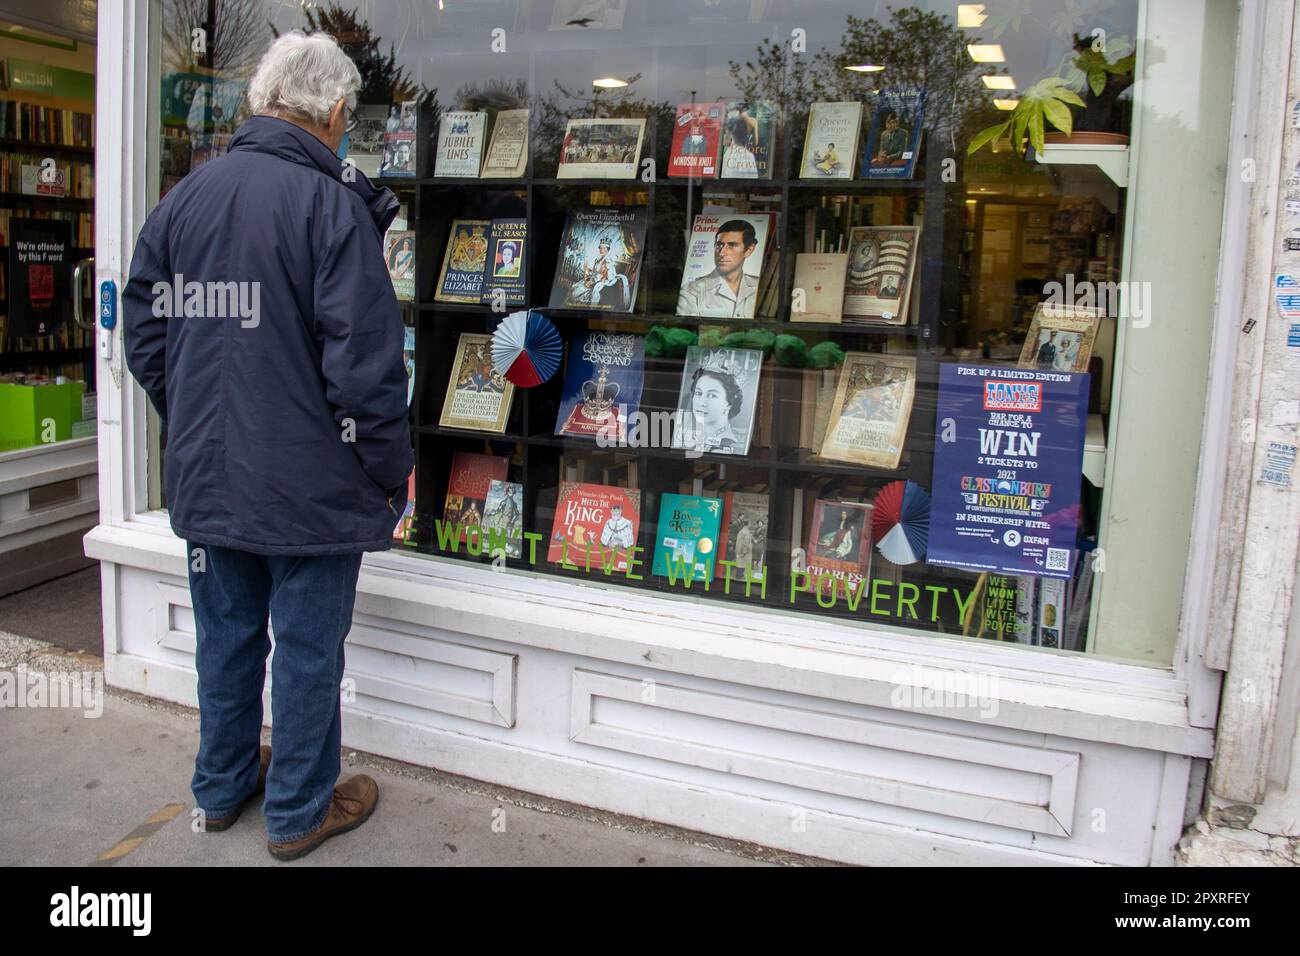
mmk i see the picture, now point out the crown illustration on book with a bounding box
[698,350,748,382]
[580,366,620,418]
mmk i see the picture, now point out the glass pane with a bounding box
[144,1,1235,666]
[0,17,96,449]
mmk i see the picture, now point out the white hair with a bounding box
[247,31,361,127]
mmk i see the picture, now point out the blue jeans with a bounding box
[186,542,363,842]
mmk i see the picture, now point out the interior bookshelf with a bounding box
[0,96,96,390]
[392,84,968,627]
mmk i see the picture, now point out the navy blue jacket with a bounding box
[123,115,413,555]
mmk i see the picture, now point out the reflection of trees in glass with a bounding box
[276,2,423,106]
[531,73,676,177]
[728,8,988,143]
[163,0,267,78]
[453,78,529,113]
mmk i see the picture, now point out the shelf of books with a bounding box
[369,85,1049,643]
[0,96,97,441]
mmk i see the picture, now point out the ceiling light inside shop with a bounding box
[592,77,629,88]
[967,44,1005,63]
[982,75,1016,90]
[993,98,1020,110]
[957,4,988,28]
[844,63,885,73]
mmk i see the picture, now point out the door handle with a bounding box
[72,257,95,330]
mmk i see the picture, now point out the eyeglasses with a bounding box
[344,105,360,133]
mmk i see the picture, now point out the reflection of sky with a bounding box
[169,1,1138,122]
[323,0,1139,107]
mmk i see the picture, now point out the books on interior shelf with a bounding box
[434,109,488,177]
[435,219,491,303]
[439,332,515,433]
[379,100,418,177]
[556,117,645,179]
[480,480,525,558]
[403,326,416,406]
[818,353,917,469]
[668,102,724,178]
[479,218,528,307]
[548,205,647,311]
[480,108,529,178]
[800,365,840,451]
[652,493,723,582]
[863,88,925,180]
[548,482,642,572]
[383,229,415,301]
[346,104,389,178]
[799,102,863,179]
[790,252,847,323]
[720,100,776,179]
[804,499,875,597]
[675,213,774,320]
[443,451,509,543]
[1016,302,1103,373]
[392,470,415,543]
[554,330,645,442]
[842,225,919,324]
[670,346,764,456]
[718,491,769,582]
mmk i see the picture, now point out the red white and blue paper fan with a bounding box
[871,481,930,565]
[491,309,562,388]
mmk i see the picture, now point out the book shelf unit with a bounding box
[397,95,969,632]
[0,105,99,595]
[0,123,96,385]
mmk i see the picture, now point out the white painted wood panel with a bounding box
[570,670,1079,836]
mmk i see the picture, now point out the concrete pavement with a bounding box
[0,627,826,866]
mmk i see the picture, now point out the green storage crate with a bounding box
[0,381,85,452]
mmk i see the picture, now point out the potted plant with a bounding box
[968,34,1134,156]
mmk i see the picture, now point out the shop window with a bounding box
[146,1,1236,666]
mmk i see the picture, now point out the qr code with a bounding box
[1046,548,1070,571]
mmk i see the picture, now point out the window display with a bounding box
[149,0,1225,664]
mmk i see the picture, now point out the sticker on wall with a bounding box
[1275,275,1300,318]
[1288,323,1300,348]
[1260,441,1297,487]
[1284,230,1300,253]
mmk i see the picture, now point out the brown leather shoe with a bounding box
[205,745,272,833]
[266,774,379,861]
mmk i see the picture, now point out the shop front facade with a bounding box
[84,0,1300,865]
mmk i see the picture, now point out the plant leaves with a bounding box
[1055,86,1086,108]
[1013,105,1030,151]
[967,119,1010,155]
[1041,97,1074,135]
[1089,69,1107,96]
[1028,109,1045,155]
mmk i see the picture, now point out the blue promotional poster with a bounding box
[926,363,1089,579]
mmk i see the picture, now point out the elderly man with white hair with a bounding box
[123,31,412,861]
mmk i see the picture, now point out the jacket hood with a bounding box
[230,115,399,234]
